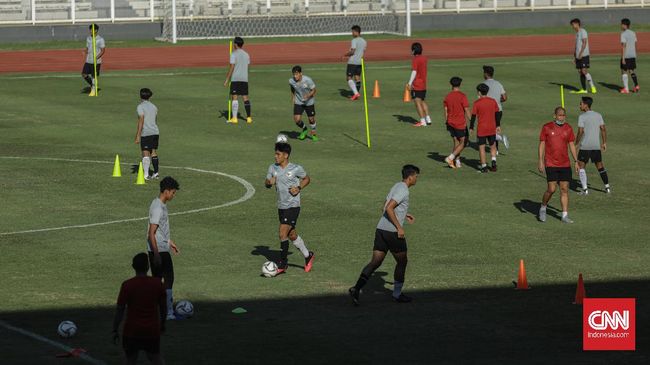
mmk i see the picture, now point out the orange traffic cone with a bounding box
[515,259,530,290]
[403,85,412,102]
[372,80,381,98]
[573,273,586,305]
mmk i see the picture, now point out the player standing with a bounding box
[349,165,419,305]
[342,25,367,101]
[470,84,500,173]
[443,76,470,168]
[538,107,579,224]
[482,65,509,150]
[620,18,639,94]
[289,66,319,141]
[224,37,252,124]
[570,19,597,94]
[81,24,105,97]
[408,43,432,127]
[134,88,160,180]
[265,143,315,274]
[576,97,610,195]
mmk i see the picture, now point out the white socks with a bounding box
[579,168,588,190]
[622,74,629,90]
[425,115,432,124]
[231,100,239,118]
[166,289,173,316]
[142,156,151,177]
[562,211,568,218]
[448,153,455,160]
[420,117,426,124]
[491,156,497,162]
[348,79,359,95]
[586,73,594,88]
[292,236,310,258]
[393,281,404,298]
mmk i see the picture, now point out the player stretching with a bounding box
[342,25,367,100]
[570,19,597,94]
[224,37,252,124]
[289,66,319,141]
[538,107,579,224]
[134,88,160,180]
[576,97,610,195]
[443,76,470,168]
[265,143,315,274]
[620,18,639,94]
[349,165,419,305]
[408,42,432,127]
[81,24,105,96]
[482,65,509,150]
[148,177,180,319]
[470,84,500,173]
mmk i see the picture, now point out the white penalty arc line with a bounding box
[0,320,107,365]
[0,156,256,236]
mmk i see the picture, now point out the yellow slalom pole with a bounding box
[228,40,233,120]
[91,24,99,96]
[560,85,565,108]
[361,58,371,149]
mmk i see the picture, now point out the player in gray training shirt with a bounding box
[289,65,319,141]
[620,18,639,93]
[575,97,610,195]
[224,37,253,124]
[134,88,161,180]
[342,25,367,100]
[482,65,510,150]
[349,165,419,305]
[81,24,105,96]
[147,176,180,319]
[264,142,315,274]
[570,18,597,94]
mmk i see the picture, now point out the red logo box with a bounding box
[583,298,635,351]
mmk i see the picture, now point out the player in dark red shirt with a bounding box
[113,253,167,365]
[470,83,500,173]
[407,43,431,127]
[443,76,470,169]
[538,106,579,224]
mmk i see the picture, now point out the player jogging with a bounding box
[113,253,166,365]
[576,97,610,195]
[289,65,319,141]
[408,42,432,127]
[349,165,419,305]
[81,24,105,97]
[538,107,579,224]
[482,65,509,150]
[224,37,252,124]
[570,18,597,94]
[264,143,315,274]
[470,84,500,173]
[148,177,180,320]
[342,25,367,101]
[443,76,470,168]
[620,18,639,94]
[134,88,160,180]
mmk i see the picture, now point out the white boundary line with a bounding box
[0,156,256,236]
[0,320,107,365]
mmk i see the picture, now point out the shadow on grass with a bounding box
[598,82,622,92]
[549,82,580,91]
[513,199,562,221]
[427,152,481,171]
[277,130,301,140]
[338,88,352,99]
[342,133,368,147]
[527,170,581,192]
[250,245,302,270]
[392,114,418,124]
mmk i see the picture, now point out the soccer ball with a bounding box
[57,321,77,338]
[262,261,278,277]
[175,300,194,318]
[276,134,289,143]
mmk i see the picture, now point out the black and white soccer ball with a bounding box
[175,300,194,318]
[276,134,289,144]
[57,320,77,338]
[262,261,278,278]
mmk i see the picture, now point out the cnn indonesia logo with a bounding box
[583,298,635,351]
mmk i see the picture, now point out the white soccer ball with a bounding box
[175,300,194,318]
[262,261,278,278]
[276,134,289,143]
[57,321,77,338]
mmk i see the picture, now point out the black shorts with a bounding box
[620,58,637,71]
[373,229,407,254]
[230,81,249,96]
[123,336,160,356]
[495,111,503,126]
[294,104,316,117]
[477,135,496,146]
[545,167,572,182]
[278,207,300,228]
[82,63,101,76]
[148,251,174,285]
[346,64,362,77]
[411,90,426,100]
[140,135,159,152]
[578,149,602,163]
[447,124,466,139]
[575,56,590,69]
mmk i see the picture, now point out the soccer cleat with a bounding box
[538,209,547,223]
[298,129,309,140]
[490,161,497,172]
[304,252,315,272]
[605,186,612,194]
[412,121,427,127]
[570,89,588,94]
[246,117,253,124]
[152,173,160,179]
[578,189,589,196]
[479,167,489,174]
[393,293,412,303]
[590,86,598,94]
[310,134,319,142]
[444,157,456,169]
[275,267,287,275]
[561,216,574,224]
[227,117,238,124]
[88,88,96,97]
[634,86,640,93]
[620,88,630,94]
[144,175,151,181]
[502,135,510,149]
[349,287,360,306]
[455,159,462,168]
[350,93,361,101]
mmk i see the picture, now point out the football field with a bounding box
[0,54,649,364]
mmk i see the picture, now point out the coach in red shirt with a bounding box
[538,106,579,224]
[113,253,167,365]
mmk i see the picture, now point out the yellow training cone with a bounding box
[135,162,146,185]
[112,155,122,177]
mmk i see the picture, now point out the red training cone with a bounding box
[515,259,530,290]
[573,273,586,305]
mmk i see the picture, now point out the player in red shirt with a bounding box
[407,43,431,127]
[469,83,500,173]
[113,253,167,365]
[538,106,580,224]
[443,76,470,169]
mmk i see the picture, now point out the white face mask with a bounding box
[555,119,565,125]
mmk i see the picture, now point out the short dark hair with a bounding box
[450,76,462,87]
[140,88,153,100]
[132,252,149,272]
[89,23,98,31]
[581,96,593,108]
[292,65,302,74]
[351,25,361,33]
[554,106,566,115]
[402,164,420,179]
[234,37,244,47]
[160,176,180,193]
[477,83,490,95]
[483,65,494,77]
[622,18,631,27]
[411,42,423,55]
[275,142,291,156]
[570,18,581,25]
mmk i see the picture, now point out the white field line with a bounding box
[0,156,255,236]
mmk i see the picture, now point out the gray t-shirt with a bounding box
[289,75,316,106]
[348,37,367,65]
[578,110,604,151]
[85,35,105,64]
[575,28,590,58]
[267,163,307,209]
[148,198,170,253]
[484,78,505,111]
[621,29,637,59]
[230,48,250,82]
[376,182,410,232]
[137,100,159,137]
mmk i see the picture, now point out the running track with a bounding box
[0,32,648,73]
